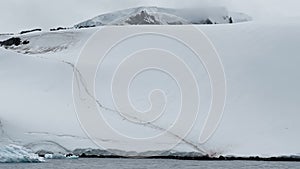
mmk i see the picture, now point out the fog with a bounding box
[0,0,299,32]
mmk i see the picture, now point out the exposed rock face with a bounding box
[125,10,161,25]
[20,29,42,35]
[0,37,29,47]
[0,37,21,47]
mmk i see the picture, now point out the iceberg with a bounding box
[0,144,44,163]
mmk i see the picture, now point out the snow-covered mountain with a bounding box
[75,6,251,28]
[0,13,299,162]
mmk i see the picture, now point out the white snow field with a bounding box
[0,18,300,161]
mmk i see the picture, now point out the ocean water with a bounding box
[0,158,299,169]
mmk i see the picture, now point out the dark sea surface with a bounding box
[0,158,299,169]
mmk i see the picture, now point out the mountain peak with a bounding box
[125,10,161,25]
[74,6,251,28]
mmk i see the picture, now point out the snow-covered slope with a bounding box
[75,6,251,27]
[0,18,299,160]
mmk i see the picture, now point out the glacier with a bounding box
[0,16,300,161]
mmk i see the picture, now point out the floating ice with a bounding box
[44,153,78,159]
[44,153,65,159]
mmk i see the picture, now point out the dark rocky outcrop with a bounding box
[77,25,96,29]
[20,28,42,34]
[0,33,14,36]
[201,19,214,24]
[50,27,68,31]
[192,18,214,25]
[35,150,54,157]
[22,40,30,45]
[0,37,29,47]
[0,37,21,46]
[229,17,233,24]
[72,148,300,161]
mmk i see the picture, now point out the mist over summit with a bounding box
[74,6,251,28]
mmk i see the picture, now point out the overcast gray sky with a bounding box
[0,0,299,33]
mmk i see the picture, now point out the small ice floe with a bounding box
[44,153,78,159]
[66,154,79,159]
[44,153,66,159]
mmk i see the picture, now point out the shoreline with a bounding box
[69,154,300,162]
